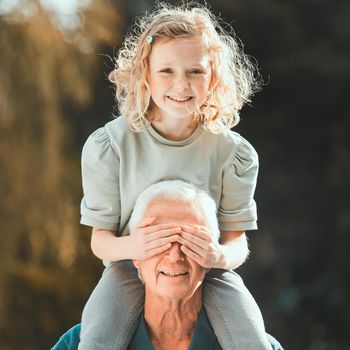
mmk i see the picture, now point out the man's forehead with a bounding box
[144,198,205,225]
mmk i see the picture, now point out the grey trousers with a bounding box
[78,261,271,350]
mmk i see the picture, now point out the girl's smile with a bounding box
[166,96,193,103]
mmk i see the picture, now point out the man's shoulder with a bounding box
[190,308,223,349]
[51,324,80,350]
[128,312,154,350]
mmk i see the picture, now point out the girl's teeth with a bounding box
[168,96,191,102]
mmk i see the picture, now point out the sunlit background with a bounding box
[1,0,349,349]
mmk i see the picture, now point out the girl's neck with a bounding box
[151,115,199,141]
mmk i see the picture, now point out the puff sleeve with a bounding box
[218,136,259,231]
[80,127,120,231]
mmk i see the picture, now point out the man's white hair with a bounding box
[129,180,220,240]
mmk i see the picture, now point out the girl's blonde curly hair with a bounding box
[109,2,262,133]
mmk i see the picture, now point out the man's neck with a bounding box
[144,289,202,350]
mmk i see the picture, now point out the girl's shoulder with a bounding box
[82,116,131,156]
[204,127,258,167]
[90,115,133,141]
[217,128,242,145]
[204,120,242,145]
[103,115,130,140]
[206,127,256,152]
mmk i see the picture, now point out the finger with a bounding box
[145,242,172,259]
[194,224,210,232]
[145,226,181,242]
[180,231,208,249]
[180,245,202,264]
[141,223,181,235]
[146,235,181,250]
[180,225,212,241]
[183,226,211,238]
[138,217,157,228]
[177,236,207,256]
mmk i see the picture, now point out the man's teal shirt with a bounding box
[128,308,222,350]
[51,309,283,350]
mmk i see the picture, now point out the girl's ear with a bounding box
[209,72,218,92]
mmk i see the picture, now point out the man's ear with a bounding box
[132,259,140,269]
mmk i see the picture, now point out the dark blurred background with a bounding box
[0,0,349,349]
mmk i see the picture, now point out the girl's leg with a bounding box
[78,260,144,350]
[203,268,271,350]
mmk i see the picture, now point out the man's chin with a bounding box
[155,279,194,298]
[157,273,190,288]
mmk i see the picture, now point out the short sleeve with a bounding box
[218,136,259,231]
[80,127,120,231]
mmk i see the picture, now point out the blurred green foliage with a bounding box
[0,1,121,348]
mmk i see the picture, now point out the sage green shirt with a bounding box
[80,116,258,236]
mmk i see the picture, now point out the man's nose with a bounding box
[166,242,185,261]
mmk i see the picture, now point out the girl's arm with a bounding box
[91,228,133,261]
[217,230,249,270]
[178,226,249,270]
[91,218,182,262]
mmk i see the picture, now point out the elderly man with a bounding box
[52,181,283,350]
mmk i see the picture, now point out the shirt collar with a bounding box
[128,308,221,350]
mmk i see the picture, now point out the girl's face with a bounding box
[147,36,213,125]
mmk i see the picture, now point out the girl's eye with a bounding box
[160,68,172,73]
[189,70,203,75]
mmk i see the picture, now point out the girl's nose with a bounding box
[174,74,190,89]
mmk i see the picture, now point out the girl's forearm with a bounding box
[218,231,249,270]
[90,228,133,261]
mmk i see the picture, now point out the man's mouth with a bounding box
[160,271,188,277]
[167,96,193,102]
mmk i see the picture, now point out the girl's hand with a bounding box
[178,225,224,269]
[130,217,181,260]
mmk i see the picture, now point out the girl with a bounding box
[79,3,270,350]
